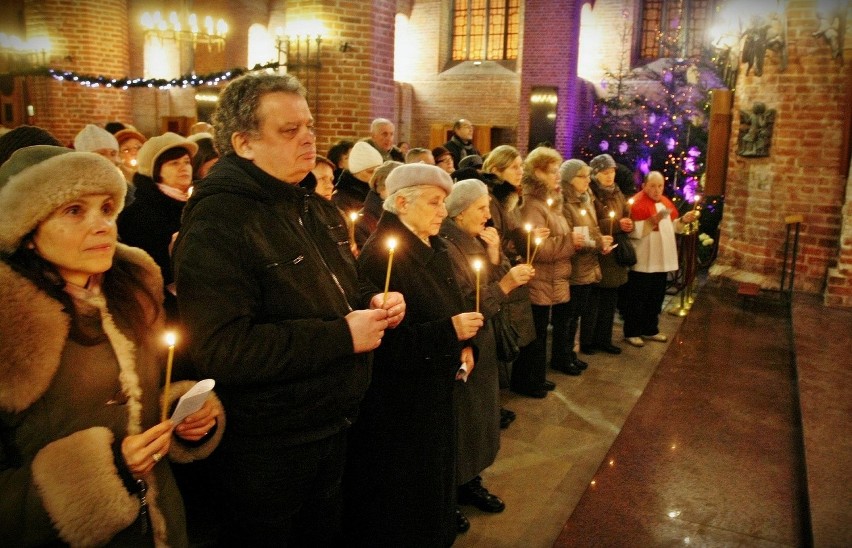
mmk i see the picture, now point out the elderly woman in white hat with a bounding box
[345,163,484,547]
[0,146,221,547]
[117,132,197,321]
[439,178,535,530]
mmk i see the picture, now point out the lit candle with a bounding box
[529,237,543,264]
[546,198,554,208]
[472,259,482,313]
[524,223,533,265]
[580,208,587,217]
[382,237,397,307]
[608,210,616,237]
[348,211,358,245]
[161,331,176,422]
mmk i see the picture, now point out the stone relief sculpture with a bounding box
[738,102,776,158]
[741,13,788,76]
[813,8,845,63]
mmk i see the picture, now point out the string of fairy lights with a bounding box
[1,61,281,89]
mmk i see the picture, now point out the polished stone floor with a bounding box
[455,284,851,547]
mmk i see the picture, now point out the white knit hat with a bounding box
[0,146,127,253]
[385,163,454,196]
[348,141,383,174]
[74,124,119,153]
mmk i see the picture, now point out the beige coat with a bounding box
[562,184,604,285]
[0,244,223,547]
[519,174,575,305]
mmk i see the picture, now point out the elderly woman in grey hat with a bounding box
[560,159,614,364]
[439,178,535,529]
[346,163,484,546]
[0,146,221,547]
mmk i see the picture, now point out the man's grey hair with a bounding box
[405,148,432,164]
[212,73,306,156]
[371,118,394,134]
[383,185,422,214]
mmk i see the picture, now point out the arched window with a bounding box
[637,0,718,61]
[451,0,520,61]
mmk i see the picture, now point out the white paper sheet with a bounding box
[170,379,215,424]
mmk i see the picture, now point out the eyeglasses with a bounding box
[120,145,142,154]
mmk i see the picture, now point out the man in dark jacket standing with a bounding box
[172,73,406,546]
[443,118,481,170]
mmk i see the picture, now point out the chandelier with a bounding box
[141,11,228,51]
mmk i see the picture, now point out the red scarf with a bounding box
[630,190,677,231]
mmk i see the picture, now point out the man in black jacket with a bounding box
[172,73,405,546]
[443,118,481,170]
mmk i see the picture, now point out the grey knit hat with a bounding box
[589,154,616,175]
[385,163,454,196]
[445,178,488,217]
[559,159,588,185]
[0,146,127,253]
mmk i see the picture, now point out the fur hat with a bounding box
[0,146,127,253]
[136,133,198,178]
[385,163,454,196]
[0,125,62,165]
[74,124,119,153]
[114,128,146,146]
[348,141,383,174]
[559,159,588,185]
[458,155,483,170]
[589,154,616,175]
[445,178,488,217]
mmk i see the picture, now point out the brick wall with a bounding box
[711,0,851,305]
[517,0,582,156]
[24,0,131,144]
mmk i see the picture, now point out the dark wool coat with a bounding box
[0,245,223,547]
[354,189,383,249]
[332,169,370,213]
[345,211,467,548]
[173,153,372,444]
[440,218,507,484]
[590,180,631,288]
[117,176,185,320]
[443,135,480,170]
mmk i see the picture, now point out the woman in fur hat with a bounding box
[0,146,223,547]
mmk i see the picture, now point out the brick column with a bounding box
[24,0,131,144]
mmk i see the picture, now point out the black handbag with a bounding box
[612,232,637,267]
[492,307,521,363]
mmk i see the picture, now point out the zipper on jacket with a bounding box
[298,211,353,313]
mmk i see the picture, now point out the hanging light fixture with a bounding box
[141,11,228,51]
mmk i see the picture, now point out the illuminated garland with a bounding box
[1,61,281,89]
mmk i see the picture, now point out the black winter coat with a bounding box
[172,153,373,443]
[344,211,466,547]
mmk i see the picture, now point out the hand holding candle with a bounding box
[382,237,397,307]
[524,223,533,265]
[472,259,482,313]
[161,331,176,422]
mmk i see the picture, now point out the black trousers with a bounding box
[587,285,620,347]
[512,301,570,389]
[622,271,668,338]
[566,283,594,352]
[213,429,347,547]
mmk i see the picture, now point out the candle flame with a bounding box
[164,331,177,346]
[349,211,358,222]
[524,223,532,232]
[472,259,482,271]
[609,210,615,219]
[546,198,553,207]
[387,237,397,251]
[580,209,587,216]
[628,198,635,205]
[534,237,542,245]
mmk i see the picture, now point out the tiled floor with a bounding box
[455,284,851,547]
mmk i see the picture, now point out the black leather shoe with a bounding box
[542,380,556,391]
[597,343,622,354]
[456,508,470,533]
[458,477,506,513]
[572,358,589,370]
[580,345,596,355]
[511,386,548,398]
[551,362,582,376]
